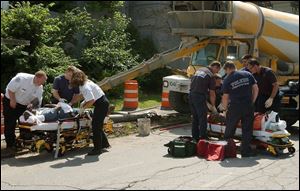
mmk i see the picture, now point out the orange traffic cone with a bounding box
[122,80,138,111]
[161,87,172,110]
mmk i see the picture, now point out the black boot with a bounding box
[87,148,102,156]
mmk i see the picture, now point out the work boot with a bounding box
[241,150,257,158]
[87,148,102,156]
[4,146,17,157]
[102,143,111,149]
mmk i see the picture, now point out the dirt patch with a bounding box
[105,113,191,138]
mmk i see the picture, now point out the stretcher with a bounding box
[16,107,94,158]
[206,111,296,156]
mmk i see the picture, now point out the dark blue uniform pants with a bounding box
[224,103,254,154]
[189,93,208,140]
[92,96,110,150]
[3,96,27,147]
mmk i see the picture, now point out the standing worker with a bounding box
[3,71,47,153]
[70,69,110,156]
[51,66,80,106]
[247,58,280,113]
[189,61,221,141]
[218,61,258,157]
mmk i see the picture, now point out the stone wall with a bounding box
[125,1,180,52]
[125,1,189,69]
[271,1,299,15]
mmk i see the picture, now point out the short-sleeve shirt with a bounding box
[80,80,105,102]
[253,67,277,96]
[5,73,44,106]
[240,67,251,72]
[221,71,257,104]
[190,67,216,94]
[53,75,80,102]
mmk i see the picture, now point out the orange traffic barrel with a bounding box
[122,80,138,111]
[161,87,172,110]
[1,93,4,134]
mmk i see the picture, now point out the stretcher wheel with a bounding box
[275,147,284,155]
[45,144,53,153]
[267,145,278,156]
[288,147,296,154]
[58,145,66,157]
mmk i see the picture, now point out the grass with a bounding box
[109,93,161,111]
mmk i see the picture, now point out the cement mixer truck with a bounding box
[98,1,299,126]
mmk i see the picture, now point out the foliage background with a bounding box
[1,1,171,104]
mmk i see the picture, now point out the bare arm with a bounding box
[8,89,17,109]
[209,90,216,107]
[69,94,81,106]
[81,99,95,109]
[252,84,259,103]
[72,94,84,106]
[51,89,61,101]
[270,82,279,99]
[221,93,229,110]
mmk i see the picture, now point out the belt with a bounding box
[190,92,206,95]
[4,96,27,107]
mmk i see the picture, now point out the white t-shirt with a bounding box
[79,80,104,102]
[5,73,43,106]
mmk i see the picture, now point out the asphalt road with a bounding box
[1,121,299,190]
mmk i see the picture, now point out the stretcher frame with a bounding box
[16,110,93,159]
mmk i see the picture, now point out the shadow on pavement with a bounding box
[220,157,259,167]
[50,154,100,169]
[1,147,102,168]
[288,126,299,141]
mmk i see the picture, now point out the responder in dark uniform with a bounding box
[207,73,223,112]
[214,73,223,108]
[239,54,252,72]
[219,61,258,157]
[3,71,47,153]
[70,69,110,156]
[247,58,280,113]
[51,66,80,106]
[189,61,221,141]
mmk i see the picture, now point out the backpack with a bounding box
[164,136,197,158]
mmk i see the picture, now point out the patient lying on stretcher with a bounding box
[19,102,79,124]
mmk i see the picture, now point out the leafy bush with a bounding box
[1,1,168,103]
[80,12,139,81]
[1,2,68,94]
[1,2,138,102]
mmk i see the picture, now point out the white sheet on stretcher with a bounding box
[207,111,290,142]
[208,122,290,142]
[20,119,91,131]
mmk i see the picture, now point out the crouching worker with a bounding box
[3,71,47,153]
[70,69,110,156]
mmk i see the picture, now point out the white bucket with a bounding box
[137,118,151,136]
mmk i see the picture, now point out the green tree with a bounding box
[1,2,78,103]
[80,11,139,81]
[1,1,140,102]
